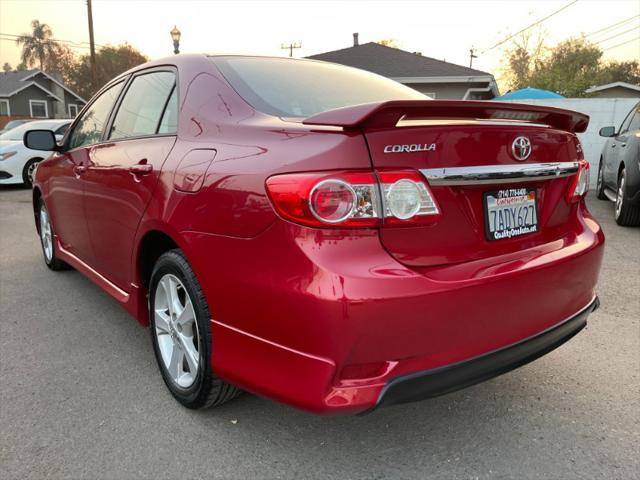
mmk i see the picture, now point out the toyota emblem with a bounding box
[511,136,532,161]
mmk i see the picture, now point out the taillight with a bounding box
[567,160,590,203]
[309,179,357,223]
[265,170,439,228]
[377,170,439,225]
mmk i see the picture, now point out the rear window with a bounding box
[211,56,427,118]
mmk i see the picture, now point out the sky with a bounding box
[1,0,639,89]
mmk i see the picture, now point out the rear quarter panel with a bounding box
[146,61,373,239]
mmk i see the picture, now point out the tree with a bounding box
[377,39,399,48]
[16,20,59,71]
[46,44,79,86]
[68,44,148,99]
[527,37,602,97]
[2,62,11,72]
[598,60,640,86]
[502,36,640,97]
[501,29,546,91]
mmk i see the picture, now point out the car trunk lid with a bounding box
[304,100,588,268]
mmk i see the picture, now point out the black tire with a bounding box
[37,198,69,270]
[22,158,42,188]
[615,167,640,226]
[596,158,608,200]
[149,249,241,409]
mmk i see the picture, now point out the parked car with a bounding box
[25,55,604,415]
[0,119,33,134]
[0,119,71,187]
[596,102,640,226]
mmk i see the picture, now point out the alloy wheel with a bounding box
[40,205,53,262]
[27,161,39,185]
[153,274,200,388]
[615,171,625,219]
[596,163,603,192]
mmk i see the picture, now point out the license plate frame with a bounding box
[483,187,538,241]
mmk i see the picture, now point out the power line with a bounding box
[594,26,640,45]
[0,31,106,48]
[481,0,579,53]
[585,15,640,39]
[0,36,94,50]
[602,36,640,52]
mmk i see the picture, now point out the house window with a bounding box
[68,104,79,117]
[29,100,48,118]
[0,99,9,116]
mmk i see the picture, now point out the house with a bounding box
[307,34,499,100]
[0,69,85,127]
[585,82,640,99]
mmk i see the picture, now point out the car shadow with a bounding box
[0,184,29,191]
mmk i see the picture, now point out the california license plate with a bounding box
[484,187,538,241]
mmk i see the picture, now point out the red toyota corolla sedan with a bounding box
[24,54,604,414]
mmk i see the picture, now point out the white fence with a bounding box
[498,98,639,185]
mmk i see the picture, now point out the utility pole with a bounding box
[280,42,301,57]
[469,47,478,68]
[86,0,98,92]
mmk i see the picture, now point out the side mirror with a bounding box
[599,126,616,137]
[24,130,59,151]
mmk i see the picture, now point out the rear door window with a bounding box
[157,86,178,134]
[109,71,176,139]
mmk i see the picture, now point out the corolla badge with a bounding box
[384,143,437,153]
[511,136,532,161]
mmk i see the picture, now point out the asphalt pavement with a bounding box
[1,185,638,480]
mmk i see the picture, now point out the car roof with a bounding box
[117,53,315,78]
[24,119,72,129]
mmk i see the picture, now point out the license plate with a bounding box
[484,187,538,241]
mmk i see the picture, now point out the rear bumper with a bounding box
[372,296,598,412]
[183,203,604,415]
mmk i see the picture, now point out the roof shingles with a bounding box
[308,42,490,78]
[0,70,40,96]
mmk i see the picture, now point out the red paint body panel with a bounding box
[364,125,582,267]
[33,54,604,414]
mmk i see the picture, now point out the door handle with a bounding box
[129,162,153,175]
[621,143,627,147]
[611,143,616,148]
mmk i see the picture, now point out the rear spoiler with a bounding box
[302,100,589,133]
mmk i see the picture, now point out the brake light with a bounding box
[567,160,590,203]
[265,170,439,228]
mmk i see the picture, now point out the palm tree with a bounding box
[16,20,57,71]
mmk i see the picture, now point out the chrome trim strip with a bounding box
[397,118,551,128]
[421,162,580,186]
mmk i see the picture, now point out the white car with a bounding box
[0,119,71,187]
